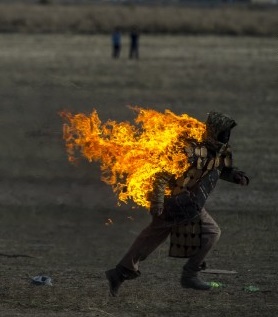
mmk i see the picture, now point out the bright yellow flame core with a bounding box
[62,107,206,208]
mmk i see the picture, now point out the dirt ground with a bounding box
[0,34,277,316]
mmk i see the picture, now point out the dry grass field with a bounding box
[0,33,277,316]
[0,3,277,36]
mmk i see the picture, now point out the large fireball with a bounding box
[61,107,206,208]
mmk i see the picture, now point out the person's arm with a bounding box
[219,146,249,185]
[148,172,172,216]
[220,167,249,185]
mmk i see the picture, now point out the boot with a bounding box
[105,265,141,297]
[181,264,211,291]
[105,268,125,297]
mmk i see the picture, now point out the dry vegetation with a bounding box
[0,3,277,35]
[0,33,277,316]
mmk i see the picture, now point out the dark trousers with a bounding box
[118,208,221,272]
[113,44,121,59]
[129,45,139,59]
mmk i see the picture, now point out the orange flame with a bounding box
[61,107,206,209]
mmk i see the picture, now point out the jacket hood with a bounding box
[205,111,237,141]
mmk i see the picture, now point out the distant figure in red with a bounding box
[112,27,121,59]
[129,28,139,59]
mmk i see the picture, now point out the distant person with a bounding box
[112,28,121,59]
[129,28,139,59]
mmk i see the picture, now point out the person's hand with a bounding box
[239,176,249,186]
[234,172,249,186]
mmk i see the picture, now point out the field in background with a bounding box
[0,3,277,36]
[0,34,277,316]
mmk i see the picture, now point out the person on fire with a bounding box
[105,111,249,296]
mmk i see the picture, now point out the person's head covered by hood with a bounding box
[204,112,237,149]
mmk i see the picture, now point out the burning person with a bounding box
[105,111,249,296]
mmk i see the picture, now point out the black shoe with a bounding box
[181,275,211,290]
[105,268,125,297]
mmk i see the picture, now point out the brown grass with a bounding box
[0,3,277,36]
[0,34,277,316]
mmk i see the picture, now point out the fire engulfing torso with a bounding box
[61,108,239,220]
[149,111,237,224]
[61,107,207,209]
